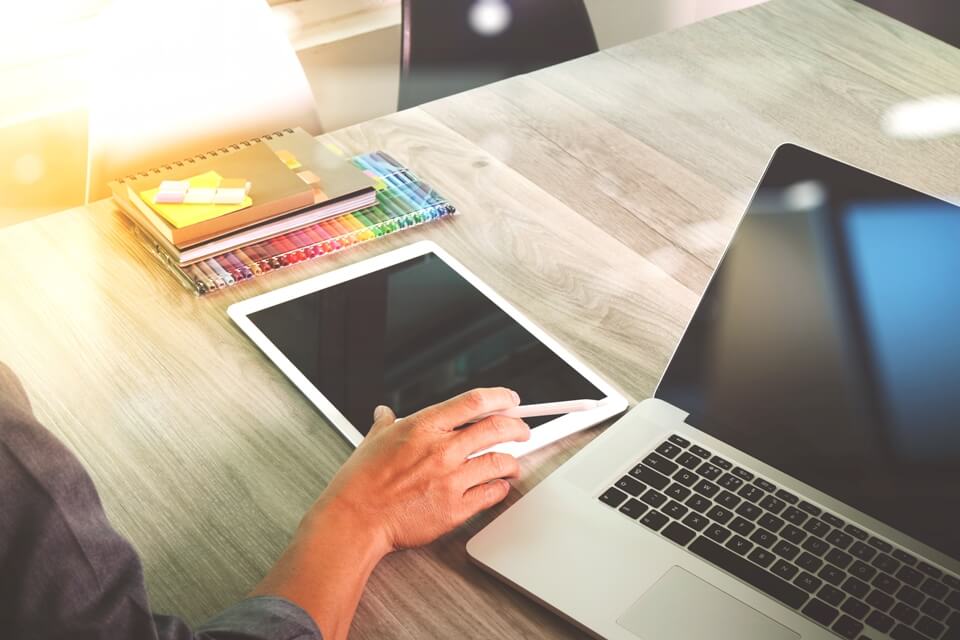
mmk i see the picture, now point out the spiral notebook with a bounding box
[118,141,457,296]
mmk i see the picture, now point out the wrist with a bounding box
[305,493,393,563]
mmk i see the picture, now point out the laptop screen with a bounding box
[656,144,960,561]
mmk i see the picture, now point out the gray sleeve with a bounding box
[0,362,321,640]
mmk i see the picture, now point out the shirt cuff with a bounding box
[197,596,322,640]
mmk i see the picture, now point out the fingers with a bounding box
[460,452,520,489]
[368,405,396,435]
[452,415,530,457]
[461,479,511,515]
[408,388,520,432]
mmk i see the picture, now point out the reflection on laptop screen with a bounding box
[657,145,960,560]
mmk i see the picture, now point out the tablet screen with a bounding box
[248,253,604,433]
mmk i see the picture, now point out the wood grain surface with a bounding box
[0,0,957,637]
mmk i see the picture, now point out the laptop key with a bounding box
[710,455,732,470]
[682,512,709,531]
[781,524,807,544]
[689,445,711,458]
[696,462,723,481]
[640,488,668,509]
[662,521,696,547]
[599,487,628,508]
[759,495,786,515]
[897,585,924,607]
[802,598,839,625]
[844,524,868,540]
[715,490,741,509]
[729,517,755,536]
[688,536,809,609]
[629,464,671,490]
[889,624,927,640]
[665,483,692,501]
[826,529,854,550]
[675,452,701,470]
[643,452,679,476]
[731,466,754,481]
[663,500,688,519]
[865,610,895,634]
[639,510,669,531]
[615,475,646,497]
[618,498,648,520]
[841,597,870,619]
[842,576,870,599]
[668,434,690,448]
[821,512,845,528]
[672,469,697,487]
[782,507,808,525]
[798,500,821,516]
[706,505,733,524]
[825,548,853,569]
[868,537,893,554]
[867,589,895,612]
[754,478,777,493]
[850,541,877,562]
[850,561,877,581]
[942,574,960,590]
[801,537,829,557]
[872,553,900,575]
[896,565,924,587]
[772,559,800,580]
[758,513,785,533]
[819,564,845,586]
[946,590,960,610]
[738,484,764,503]
[749,528,776,549]
[704,523,731,544]
[748,548,776,568]
[775,488,799,504]
[915,616,945,639]
[693,479,720,499]
[819,584,845,606]
[655,441,682,459]
[735,502,762,521]
[795,572,823,593]
[832,614,864,639]
[803,518,831,538]
[773,540,800,561]
[685,494,711,513]
[892,549,917,566]
[920,578,948,600]
[717,473,743,491]
[871,572,900,595]
[890,602,920,626]
[726,535,753,556]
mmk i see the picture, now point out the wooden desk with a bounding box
[0,0,956,637]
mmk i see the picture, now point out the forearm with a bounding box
[251,497,389,640]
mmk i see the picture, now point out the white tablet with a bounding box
[228,241,628,456]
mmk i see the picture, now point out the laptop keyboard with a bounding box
[598,434,960,640]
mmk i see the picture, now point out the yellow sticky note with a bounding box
[140,171,252,229]
[274,149,302,170]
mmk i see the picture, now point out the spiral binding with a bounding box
[116,128,296,184]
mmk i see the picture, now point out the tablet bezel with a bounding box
[227,241,628,457]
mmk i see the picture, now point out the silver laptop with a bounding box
[468,144,960,640]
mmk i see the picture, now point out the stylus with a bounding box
[471,399,606,422]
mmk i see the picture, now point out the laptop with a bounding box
[467,144,960,640]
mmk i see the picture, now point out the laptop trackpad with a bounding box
[617,567,799,640]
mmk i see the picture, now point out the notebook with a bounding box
[110,128,376,247]
[126,150,458,296]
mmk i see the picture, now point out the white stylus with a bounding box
[470,399,606,422]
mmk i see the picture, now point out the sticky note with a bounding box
[213,179,252,204]
[140,170,252,228]
[275,149,302,170]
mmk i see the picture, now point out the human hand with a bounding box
[314,387,530,556]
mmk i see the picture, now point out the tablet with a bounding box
[228,241,628,456]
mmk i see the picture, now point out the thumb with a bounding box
[370,405,396,434]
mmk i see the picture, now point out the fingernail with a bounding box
[374,405,387,420]
[510,390,520,404]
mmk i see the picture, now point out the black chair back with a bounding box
[400,0,598,109]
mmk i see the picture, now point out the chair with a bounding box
[85,0,321,202]
[399,0,598,110]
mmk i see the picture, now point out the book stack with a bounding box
[110,129,457,295]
